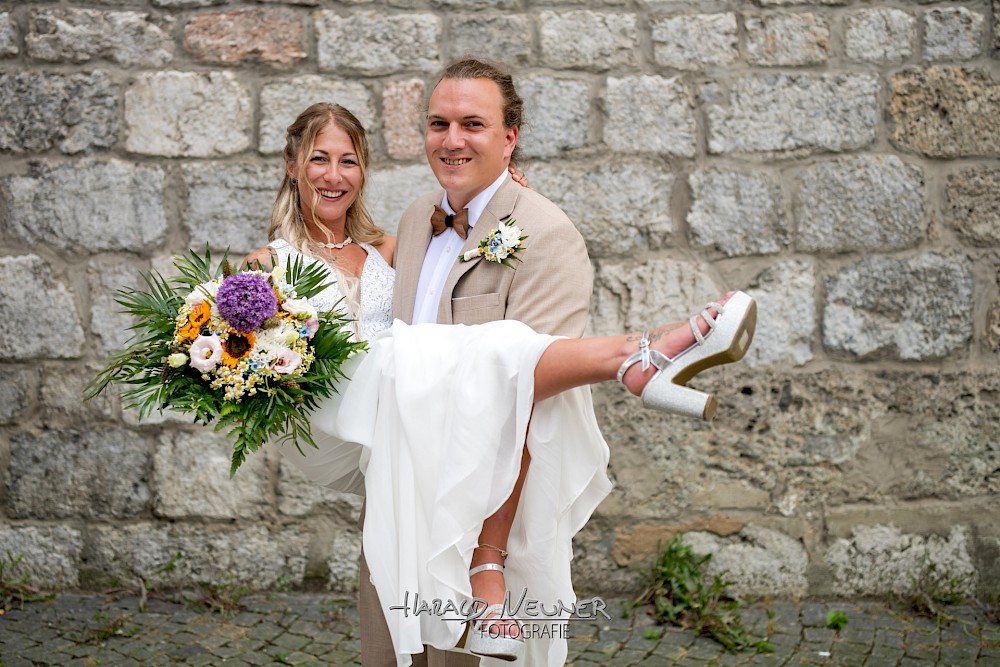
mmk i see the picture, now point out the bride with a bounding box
[246,103,756,667]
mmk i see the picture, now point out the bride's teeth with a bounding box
[319,190,344,198]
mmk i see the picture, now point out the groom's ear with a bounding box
[503,126,518,161]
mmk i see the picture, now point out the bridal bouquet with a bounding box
[86,249,365,476]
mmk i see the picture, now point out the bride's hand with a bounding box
[508,165,532,189]
[244,247,276,270]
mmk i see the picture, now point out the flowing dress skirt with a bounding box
[283,319,612,667]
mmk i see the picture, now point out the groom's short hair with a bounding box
[436,57,524,164]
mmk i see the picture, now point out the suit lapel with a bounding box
[437,177,522,323]
[393,199,437,323]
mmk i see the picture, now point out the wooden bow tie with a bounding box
[431,205,469,240]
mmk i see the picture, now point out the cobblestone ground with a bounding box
[1,594,998,666]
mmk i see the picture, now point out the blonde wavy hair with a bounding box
[269,103,385,251]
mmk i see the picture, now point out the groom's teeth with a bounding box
[443,158,469,165]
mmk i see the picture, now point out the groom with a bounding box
[359,58,595,666]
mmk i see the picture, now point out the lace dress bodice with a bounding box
[268,239,395,342]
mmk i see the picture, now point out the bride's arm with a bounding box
[376,235,397,268]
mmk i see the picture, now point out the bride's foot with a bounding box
[455,545,524,661]
[619,291,756,420]
[469,547,520,641]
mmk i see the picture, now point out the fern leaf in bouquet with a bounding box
[85,247,366,476]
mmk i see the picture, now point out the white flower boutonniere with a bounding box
[460,219,527,268]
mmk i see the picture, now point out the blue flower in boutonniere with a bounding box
[460,219,527,268]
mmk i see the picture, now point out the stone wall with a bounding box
[1,0,998,602]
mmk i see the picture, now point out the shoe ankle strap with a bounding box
[470,562,505,576]
[617,330,670,383]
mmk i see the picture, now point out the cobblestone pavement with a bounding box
[2,593,998,666]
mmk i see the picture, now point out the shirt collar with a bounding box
[439,170,510,229]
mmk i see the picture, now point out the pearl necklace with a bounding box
[312,236,353,250]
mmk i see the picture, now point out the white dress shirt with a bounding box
[411,171,510,325]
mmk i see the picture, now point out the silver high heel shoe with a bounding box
[456,562,525,662]
[617,290,757,420]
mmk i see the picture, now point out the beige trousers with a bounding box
[359,548,481,667]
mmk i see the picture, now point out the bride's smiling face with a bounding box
[289,123,361,229]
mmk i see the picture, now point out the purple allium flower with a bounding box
[216,273,278,332]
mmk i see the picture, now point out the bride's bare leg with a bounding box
[470,446,529,639]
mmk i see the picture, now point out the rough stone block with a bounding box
[278,456,363,517]
[88,256,144,355]
[945,166,1000,246]
[0,256,84,360]
[153,431,271,520]
[594,365,1000,520]
[445,14,533,66]
[707,73,879,155]
[327,530,362,592]
[85,524,308,589]
[684,526,808,598]
[182,162,277,254]
[530,160,673,259]
[844,9,915,64]
[0,526,82,588]
[0,71,118,153]
[995,0,1000,52]
[382,79,424,161]
[746,13,829,66]
[431,0,517,8]
[688,168,787,256]
[823,253,973,360]
[651,13,738,70]
[259,77,375,155]
[570,526,638,594]
[825,525,976,597]
[756,0,845,4]
[183,8,305,66]
[590,259,718,337]
[743,259,815,368]
[125,71,252,157]
[605,76,696,157]
[0,368,34,424]
[519,77,589,159]
[40,364,117,425]
[540,11,638,69]
[924,7,984,61]
[2,159,166,252]
[795,156,925,253]
[153,0,228,6]
[366,164,442,235]
[890,67,1000,158]
[989,296,1000,353]
[316,11,439,75]
[0,12,19,56]
[26,8,173,67]
[8,429,151,519]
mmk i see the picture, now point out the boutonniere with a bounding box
[460,219,527,268]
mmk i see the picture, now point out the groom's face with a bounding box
[425,77,518,211]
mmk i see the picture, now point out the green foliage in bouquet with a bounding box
[85,247,366,476]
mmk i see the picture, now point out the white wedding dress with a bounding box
[271,240,613,667]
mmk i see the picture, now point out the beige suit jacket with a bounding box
[392,175,592,337]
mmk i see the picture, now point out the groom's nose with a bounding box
[442,123,464,150]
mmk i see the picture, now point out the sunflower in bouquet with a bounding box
[86,249,365,476]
